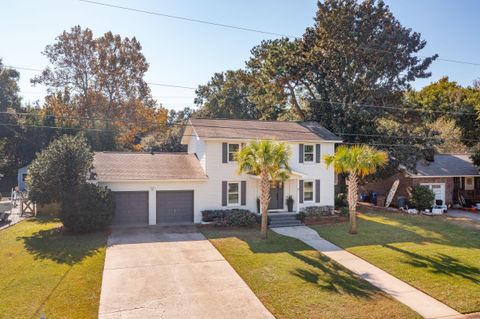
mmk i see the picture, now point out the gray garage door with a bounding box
[156,191,194,224]
[112,191,149,226]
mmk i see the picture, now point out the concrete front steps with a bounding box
[268,213,303,228]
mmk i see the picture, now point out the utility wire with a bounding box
[77,0,480,67]
[5,65,197,90]
[78,0,291,38]
[3,112,480,144]
[0,122,437,148]
[3,63,479,116]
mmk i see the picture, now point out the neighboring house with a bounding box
[92,118,341,226]
[360,154,480,207]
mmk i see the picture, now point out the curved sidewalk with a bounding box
[272,226,462,319]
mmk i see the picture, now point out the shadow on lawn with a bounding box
[204,228,379,299]
[315,213,480,250]
[290,251,377,299]
[383,244,480,284]
[17,222,106,265]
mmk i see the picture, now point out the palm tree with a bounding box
[236,140,291,239]
[324,145,388,234]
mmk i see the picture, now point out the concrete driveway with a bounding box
[99,226,274,319]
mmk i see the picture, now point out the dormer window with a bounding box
[304,144,314,162]
[228,143,240,162]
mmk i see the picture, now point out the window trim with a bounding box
[227,181,241,206]
[303,180,314,202]
[303,144,315,163]
[227,143,240,162]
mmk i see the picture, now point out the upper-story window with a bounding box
[228,143,240,162]
[304,144,314,162]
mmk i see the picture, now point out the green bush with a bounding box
[201,209,257,227]
[201,209,251,222]
[410,185,435,211]
[297,206,334,221]
[339,206,349,217]
[27,134,93,205]
[60,183,115,233]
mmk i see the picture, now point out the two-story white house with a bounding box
[93,118,341,226]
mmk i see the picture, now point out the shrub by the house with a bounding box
[410,185,435,211]
[61,183,115,232]
[28,134,114,232]
[201,209,257,227]
[297,206,334,221]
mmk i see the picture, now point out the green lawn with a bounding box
[0,218,108,319]
[311,212,480,314]
[202,227,419,319]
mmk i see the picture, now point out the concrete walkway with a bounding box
[272,226,462,319]
[99,226,274,319]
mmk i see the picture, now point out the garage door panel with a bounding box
[156,191,193,224]
[113,192,149,226]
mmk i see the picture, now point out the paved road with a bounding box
[273,226,462,319]
[447,210,480,223]
[99,226,274,319]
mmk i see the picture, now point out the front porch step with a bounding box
[268,214,304,228]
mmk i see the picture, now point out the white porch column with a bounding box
[148,187,156,225]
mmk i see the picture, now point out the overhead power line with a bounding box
[3,63,478,117]
[0,122,443,148]
[3,112,480,144]
[78,0,480,67]
[5,65,197,90]
[78,0,291,38]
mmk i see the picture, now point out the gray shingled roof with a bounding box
[93,152,207,181]
[188,118,341,142]
[410,154,480,177]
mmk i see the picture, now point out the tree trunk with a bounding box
[347,172,358,234]
[260,170,271,239]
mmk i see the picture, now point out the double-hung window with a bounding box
[303,181,314,201]
[228,143,240,162]
[228,182,240,205]
[304,144,314,163]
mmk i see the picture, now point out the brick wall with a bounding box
[360,173,454,206]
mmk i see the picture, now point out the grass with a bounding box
[311,212,480,314]
[202,227,419,319]
[0,218,108,319]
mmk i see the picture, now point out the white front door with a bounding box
[421,183,446,205]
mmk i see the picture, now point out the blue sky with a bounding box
[1,0,479,111]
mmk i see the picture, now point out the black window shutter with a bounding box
[299,180,304,203]
[241,181,246,205]
[222,181,227,206]
[315,144,321,163]
[222,143,228,163]
[299,144,304,163]
[315,179,320,203]
[461,177,465,190]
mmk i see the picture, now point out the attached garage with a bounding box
[93,152,208,226]
[156,191,194,224]
[112,191,149,226]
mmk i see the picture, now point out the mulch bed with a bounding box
[303,215,348,225]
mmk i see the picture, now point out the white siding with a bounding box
[204,140,336,212]
[187,132,206,172]
[100,138,337,225]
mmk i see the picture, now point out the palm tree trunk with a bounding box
[347,172,358,234]
[260,170,271,239]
